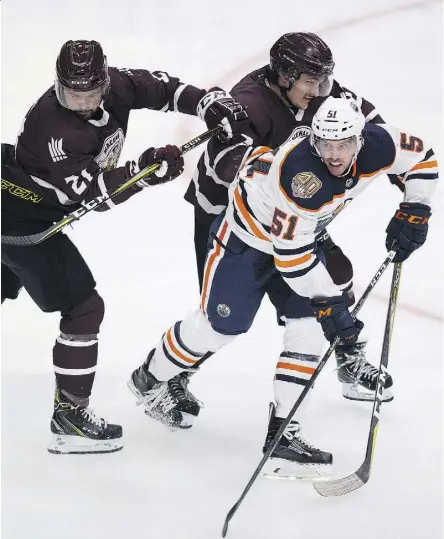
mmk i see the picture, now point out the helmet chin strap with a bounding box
[271,69,300,109]
[336,158,356,178]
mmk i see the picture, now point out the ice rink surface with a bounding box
[1,0,443,538]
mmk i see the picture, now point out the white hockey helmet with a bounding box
[310,97,365,173]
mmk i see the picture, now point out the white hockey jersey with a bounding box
[225,123,438,299]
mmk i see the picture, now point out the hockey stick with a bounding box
[1,126,222,247]
[221,250,397,538]
[313,261,402,497]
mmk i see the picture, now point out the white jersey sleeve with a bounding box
[378,124,438,207]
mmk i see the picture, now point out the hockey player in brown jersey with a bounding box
[129,97,437,478]
[185,32,397,406]
[1,39,250,454]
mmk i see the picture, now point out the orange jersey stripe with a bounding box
[201,220,228,313]
[166,328,197,364]
[276,362,316,375]
[248,146,273,161]
[410,160,438,172]
[274,253,312,268]
[358,161,395,179]
[234,187,270,242]
[257,158,273,165]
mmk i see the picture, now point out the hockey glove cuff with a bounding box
[311,296,363,345]
[196,87,253,144]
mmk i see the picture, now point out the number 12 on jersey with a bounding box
[271,208,298,240]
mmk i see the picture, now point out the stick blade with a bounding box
[313,471,367,497]
[222,503,238,537]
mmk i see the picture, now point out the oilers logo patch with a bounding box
[217,304,231,318]
[349,100,360,113]
[291,172,322,199]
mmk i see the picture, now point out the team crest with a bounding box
[291,172,322,199]
[217,304,231,318]
[95,128,125,171]
[349,100,359,113]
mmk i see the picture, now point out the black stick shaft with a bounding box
[221,251,396,537]
[357,261,402,482]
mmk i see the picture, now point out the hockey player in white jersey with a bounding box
[129,97,437,476]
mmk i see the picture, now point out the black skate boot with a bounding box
[336,341,394,402]
[128,349,202,429]
[262,404,332,480]
[47,388,123,455]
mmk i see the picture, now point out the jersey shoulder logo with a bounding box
[291,172,322,199]
[48,137,67,163]
[283,126,312,146]
[94,128,125,171]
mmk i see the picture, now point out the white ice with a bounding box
[1,1,443,538]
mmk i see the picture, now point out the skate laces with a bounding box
[285,422,317,451]
[80,407,107,428]
[169,373,203,408]
[337,344,378,385]
[137,382,177,415]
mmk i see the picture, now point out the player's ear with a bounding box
[277,74,291,88]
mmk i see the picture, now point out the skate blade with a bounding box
[178,412,196,429]
[47,434,123,455]
[143,409,179,431]
[342,383,394,402]
[261,458,332,481]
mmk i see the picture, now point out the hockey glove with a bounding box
[136,145,184,187]
[385,202,431,262]
[196,88,253,144]
[311,296,363,345]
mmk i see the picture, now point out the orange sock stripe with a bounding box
[166,328,197,364]
[276,361,316,375]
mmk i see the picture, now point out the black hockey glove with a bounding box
[385,202,431,262]
[197,87,253,144]
[136,145,184,187]
[311,296,363,345]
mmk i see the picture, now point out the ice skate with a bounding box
[336,341,394,402]
[47,389,123,455]
[128,349,202,429]
[262,404,332,480]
